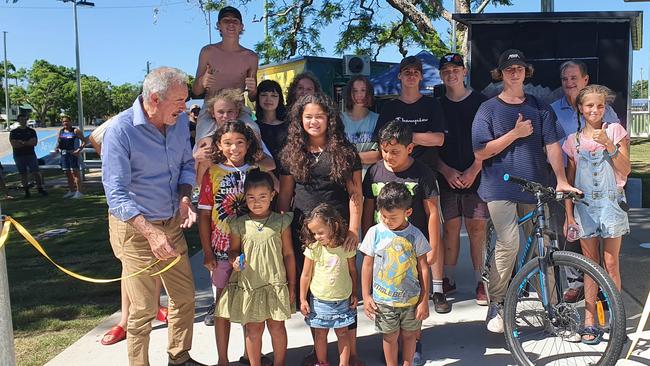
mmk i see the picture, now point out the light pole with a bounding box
[3,31,10,131]
[63,0,94,180]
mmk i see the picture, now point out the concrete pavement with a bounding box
[44,209,650,366]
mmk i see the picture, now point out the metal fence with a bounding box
[630,111,650,137]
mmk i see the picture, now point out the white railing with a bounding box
[630,111,650,137]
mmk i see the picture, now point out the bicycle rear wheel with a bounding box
[504,251,625,366]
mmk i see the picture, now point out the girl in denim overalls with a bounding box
[563,84,631,344]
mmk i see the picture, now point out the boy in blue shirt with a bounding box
[361,182,431,366]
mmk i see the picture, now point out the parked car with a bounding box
[27,120,37,128]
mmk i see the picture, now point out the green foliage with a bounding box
[197,0,513,63]
[631,79,648,99]
[109,82,141,115]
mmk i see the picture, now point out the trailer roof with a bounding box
[453,11,643,50]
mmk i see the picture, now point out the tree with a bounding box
[66,75,112,123]
[631,79,648,99]
[192,0,513,63]
[10,60,75,125]
[110,83,141,115]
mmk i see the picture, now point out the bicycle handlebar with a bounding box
[503,173,586,203]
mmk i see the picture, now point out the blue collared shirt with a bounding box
[102,97,196,222]
[550,95,620,166]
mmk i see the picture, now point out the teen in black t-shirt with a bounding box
[255,80,289,174]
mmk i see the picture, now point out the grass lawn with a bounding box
[1,181,201,366]
[630,137,650,207]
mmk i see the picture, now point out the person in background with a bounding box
[9,113,47,199]
[341,75,380,175]
[286,71,322,111]
[189,104,200,149]
[55,115,86,199]
[435,53,489,305]
[255,79,288,172]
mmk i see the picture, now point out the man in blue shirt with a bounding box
[472,50,579,334]
[102,67,205,366]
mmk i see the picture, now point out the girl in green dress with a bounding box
[219,169,296,366]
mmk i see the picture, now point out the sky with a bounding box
[0,0,649,86]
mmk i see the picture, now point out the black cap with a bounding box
[218,6,242,22]
[498,49,527,70]
[439,53,464,69]
[399,56,423,73]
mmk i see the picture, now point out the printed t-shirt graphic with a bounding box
[359,223,430,307]
[198,163,254,260]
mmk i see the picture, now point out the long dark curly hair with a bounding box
[211,120,262,165]
[301,203,348,249]
[285,71,322,109]
[280,93,358,184]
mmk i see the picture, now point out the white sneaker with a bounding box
[486,302,504,333]
[71,191,84,199]
[63,191,75,199]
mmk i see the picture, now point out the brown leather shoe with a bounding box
[432,292,451,313]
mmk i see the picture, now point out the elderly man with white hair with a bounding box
[101,67,206,366]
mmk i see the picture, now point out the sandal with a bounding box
[101,325,126,346]
[156,307,168,323]
[580,326,603,345]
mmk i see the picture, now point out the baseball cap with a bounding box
[439,53,464,69]
[498,49,527,70]
[399,56,423,73]
[218,6,242,22]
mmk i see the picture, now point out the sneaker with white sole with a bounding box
[63,191,75,199]
[71,191,84,199]
[486,302,504,333]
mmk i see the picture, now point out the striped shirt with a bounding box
[472,95,564,204]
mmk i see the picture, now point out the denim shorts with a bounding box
[14,154,39,174]
[305,297,356,329]
[60,151,80,170]
[575,190,630,239]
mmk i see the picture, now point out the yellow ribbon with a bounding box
[0,216,180,283]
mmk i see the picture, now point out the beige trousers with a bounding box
[109,214,195,366]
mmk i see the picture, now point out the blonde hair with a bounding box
[204,88,244,115]
[575,84,615,132]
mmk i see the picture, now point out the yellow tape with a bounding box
[0,216,180,283]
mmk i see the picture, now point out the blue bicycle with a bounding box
[482,174,626,366]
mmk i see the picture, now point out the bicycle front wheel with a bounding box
[504,251,626,366]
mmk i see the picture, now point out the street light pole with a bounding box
[64,0,94,179]
[3,31,10,131]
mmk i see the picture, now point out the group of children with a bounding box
[186,7,629,360]
[194,73,441,366]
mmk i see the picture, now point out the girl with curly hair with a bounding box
[197,120,263,366]
[278,93,363,365]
